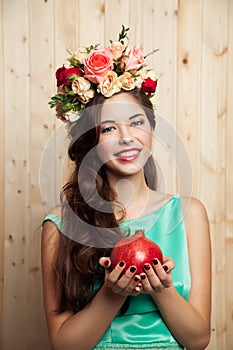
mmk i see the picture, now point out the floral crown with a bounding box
[49,25,158,123]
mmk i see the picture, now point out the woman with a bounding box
[42,28,211,350]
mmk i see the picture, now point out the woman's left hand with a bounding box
[99,257,143,296]
[140,256,175,294]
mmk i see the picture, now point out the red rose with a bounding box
[141,78,158,95]
[55,65,83,87]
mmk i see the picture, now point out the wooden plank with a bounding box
[0,0,4,347]
[53,0,77,207]
[153,0,178,195]
[200,0,229,348]
[105,0,129,42]
[225,0,233,348]
[54,0,77,65]
[2,0,30,348]
[128,0,143,45]
[0,1,232,349]
[176,0,202,197]
[78,0,105,46]
[28,0,55,348]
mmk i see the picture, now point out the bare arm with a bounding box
[140,197,211,350]
[41,221,140,350]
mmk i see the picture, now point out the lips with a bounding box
[114,148,141,162]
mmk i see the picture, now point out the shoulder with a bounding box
[43,205,63,229]
[42,206,63,246]
[179,196,210,243]
[179,196,209,223]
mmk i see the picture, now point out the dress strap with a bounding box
[42,213,63,232]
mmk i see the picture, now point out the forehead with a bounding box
[100,93,145,122]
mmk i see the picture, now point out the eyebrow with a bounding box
[100,113,145,125]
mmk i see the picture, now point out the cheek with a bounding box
[97,140,114,164]
[137,129,153,149]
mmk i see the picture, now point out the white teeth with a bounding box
[118,150,139,157]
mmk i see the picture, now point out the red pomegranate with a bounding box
[110,230,163,274]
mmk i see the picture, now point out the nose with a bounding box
[118,123,134,145]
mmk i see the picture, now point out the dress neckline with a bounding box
[119,194,180,224]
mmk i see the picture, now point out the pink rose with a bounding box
[55,65,83,87]
[83,48,114,84]
[122,44,144,72]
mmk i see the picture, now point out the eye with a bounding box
[101,125,116,133]
[130,119,144,127]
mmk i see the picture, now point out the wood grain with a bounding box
[0,1,232,349]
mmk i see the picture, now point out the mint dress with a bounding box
[43,195,190,349]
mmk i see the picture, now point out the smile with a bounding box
[115,149,141,162]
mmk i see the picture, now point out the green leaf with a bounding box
[68,73,79,82]
[118,25,129,43]
[68,57,83,68]
[144,49,159,59]
[85,43,100,53]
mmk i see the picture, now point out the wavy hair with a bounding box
[54,89,157,313]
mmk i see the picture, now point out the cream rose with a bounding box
[145,69,158,81]
[63,110,80,123]
[118,72,135,91]
[109,41,125,60]
[98,71,121,97]
[78,89,95,104]
[71,49,88,64]
[134,68,149,88]
[72,77,91,95]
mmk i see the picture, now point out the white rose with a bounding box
[72,77,91,95]
[109,41,125,60]
[98,71,121,97]
[134,68,148,87]
[78,88,95,104]
[63,110,80,122]
[118,72,135,91]
[145,69,158,81]
[149,94,160,110]
[70,49,88,64]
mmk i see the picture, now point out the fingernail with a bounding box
[130,266,136,273]
[163,265,169,272]
[140,274,146,280]
[104,260,110,267]
[119,261,125,267]
[152,258,158,265]
[134,276,140,282]
[143,263,150,271]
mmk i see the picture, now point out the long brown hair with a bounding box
[54,89,157,313]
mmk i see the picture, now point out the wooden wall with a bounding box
[0,0,232,349]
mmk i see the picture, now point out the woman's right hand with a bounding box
[99,257,142,297]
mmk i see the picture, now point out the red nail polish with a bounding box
[152,258,158,265]
[140,274,146,280]
[134,276,140,282]
[104,260,109,267]
[143,263,150,271]
[163,265,169,272]
[119,261,125,267]
[130,266,136,273]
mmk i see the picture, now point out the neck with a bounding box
[107,170,151,219]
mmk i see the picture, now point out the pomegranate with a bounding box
[110,230,163,274]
